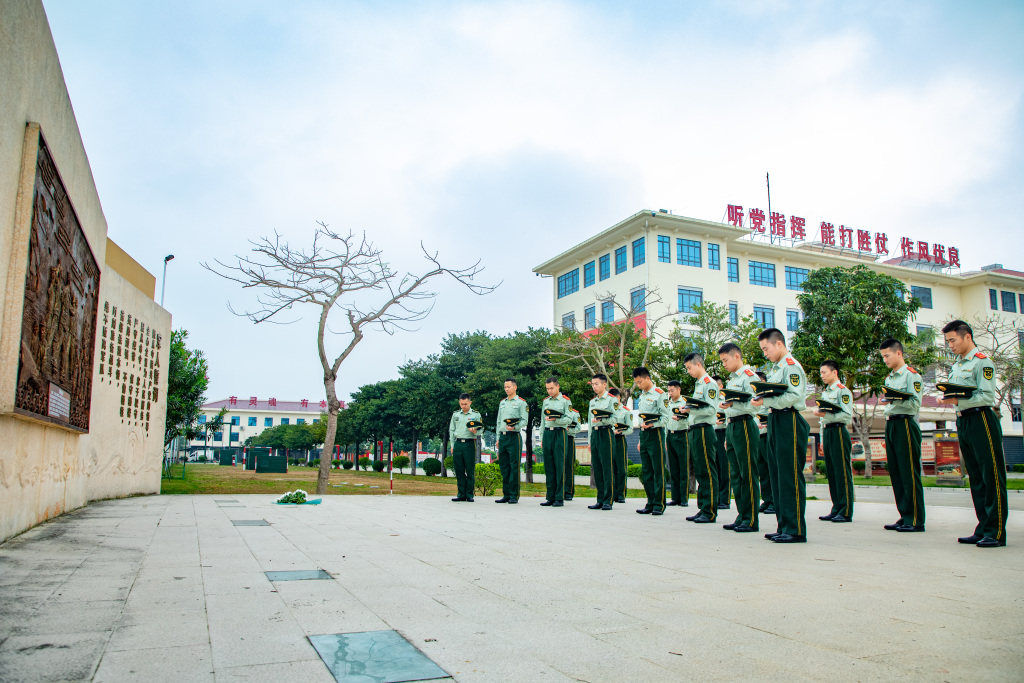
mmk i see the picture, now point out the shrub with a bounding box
[421,457,442,476]
[309,459,320,468]
[342,460,354,470]
[331,459,342,469]
[475,463,501,496]
[443,456,453,472]
[574,465,591,476]
[393,455,410,473]
[531,462,545,475]
[1013,464,1024,473]
[198,455,208,463]
[852,460,866,473]
[627,464,642,478]
[815,459,826,477]
[358,456,371,471]
[372,459,386,472]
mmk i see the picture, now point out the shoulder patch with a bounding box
[789,373,800,387]
[908,367,919,374]
[655,387,665,393]
[975,351,988,359]
[983,366,994,381]
[786,357,796,365]
[744,369,755,376]
[562,394,570,400]
[517,396,524,401]
[842,394,850,404]
[914,381,922,392]
[703,376,711,384]
[837,383,846,389]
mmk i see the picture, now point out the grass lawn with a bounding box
[815,474,1024,490]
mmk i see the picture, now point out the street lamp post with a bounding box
[160,254,174,307]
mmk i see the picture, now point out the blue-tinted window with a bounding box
[281,418,290,425]
[990,289,998,310]
[1002,291,1017,313]
[230,415,240,426]
[599,254,611,281]
[247,416,257,426]
[910,286,932,309]
[583,261,595,288]
[677,238,701,267]
[727,257,739,282]
[297,419,306,425]
[213,431,223,442]
[615,247,627,274]
[786,310,800,332]
[630,287,646,313]
[632,237,645,266]
[749,261,776,287]
[198,414,207,424]
[584,305,596,329]
[264,417,273,427]
[678,288,703,314]
[657,236,670,263]
[601,300,614,324]
[1020,293,1024,315]
[784,266,809,291]
[729,302,738,326]
[229,432,239,442]
[562,312,576,330]
[557,269,580,299]
[753,305,775,328]
[708,244,720,270]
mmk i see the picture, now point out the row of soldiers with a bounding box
[448,320,1008,547]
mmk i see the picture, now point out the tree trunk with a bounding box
[854,411,873,479]
[524,424,534,484]
[442,434,449,477]
[316,378,342,494]
[411,429,418,474]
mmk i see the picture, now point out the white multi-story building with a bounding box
[186,396,341,457]
[533,210,1023,459]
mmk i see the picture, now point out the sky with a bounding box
[42,0,1024,404]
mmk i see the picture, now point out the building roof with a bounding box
[202,397,341,412]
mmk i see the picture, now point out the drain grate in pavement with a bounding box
[231,520,271,526]
[308,630,449,683]
[266,569,332,581]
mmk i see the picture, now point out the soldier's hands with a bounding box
[938,397,959,406]
[720,401,733,409]
[469,427,478,434]
[813,410,824,417]
[751,398,763,407]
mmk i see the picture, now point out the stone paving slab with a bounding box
[0,493,1022,682]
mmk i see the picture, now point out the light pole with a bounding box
[160,254,174,307]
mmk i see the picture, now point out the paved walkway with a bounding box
[1,494,1022,682]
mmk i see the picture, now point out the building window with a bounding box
[916,325,934,341]
[729,302,738,325]
[231,415,240,426]
[615,246,627,274]
[230,432,239,442]
[562,312,576,330]
[658,236,671,263]
[584,305,596,329]
[247,416,257,426]
[213,431,223,442]
[630,287,646,313]
[752,305,775,329]
[727,257,739,282]
[786,309,800,332]
[198,414,207,424]
[784,266,809,291]
[1019,330,1024,347]
[557,269,579,299]
[678,288,703,315]
[632,237,645,266]
[281,418,290,425]
[1012,403,1021,423]
[1002,291,1017,313]
[911,285,933,309]
[749,261,776,287]
[677,238,701,267]
[297,419,305,425]
[1020,293,1024,315]
[599,254,611,281]
[708,244,720,270]
[264,417,273,427]
[990,289,998,310]
[583,261,595,288]
[601,300,615,324]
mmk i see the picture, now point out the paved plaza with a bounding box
[1,492,1022,682]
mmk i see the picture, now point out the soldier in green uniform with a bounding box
[495,378,529,504]
[448,393,482,502]
[713,376,730,510]
[813,360,854,523]
[665,380,690,507]
[752,329,810,543]
[879,339,925,532]
[755,372,775,515]
[718,343,760,532]
[632,367,668,515]
[681,354,719,523]
[540,378,574,507]
[941,320,1007,548]
[564,407,581,501]
[609,388,633,504]
[588,374,619,510]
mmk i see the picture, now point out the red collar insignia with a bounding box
[786,357,796,365]
[974,352,988,359]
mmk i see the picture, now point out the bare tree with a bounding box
[204,223,496,493]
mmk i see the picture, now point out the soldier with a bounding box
[682,354,719,523]
[718,343,760,533]
[755,372,775,515]
[588,374,619,510]
[540,377,574,507]
[448,393,482,502]
[608,387,633,504]
[814,360,854,523]
[752,328,810,543]
[632,367,668,515]
[714,376,730,510]
[879,338,925,532]
[940,320,1007,548]
[564,406,582,501]
[495,378,529,504]
[664,380,690,507]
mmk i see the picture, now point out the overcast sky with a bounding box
[43,0,1024,404]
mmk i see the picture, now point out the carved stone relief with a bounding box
[96,300,160,436]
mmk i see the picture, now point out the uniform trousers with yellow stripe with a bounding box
[757,431,774,508]
[638,426,666,513]
[884,415,925,528]
[821,423,854,518]
[715,428,730,506]
[665,430,689,504]
[957,407,1007,542]
[497,432,522,502]
[590,426,614,507]
[725,416,759,528]
[563,430,576,500]
[766,408,809,537]
[688,423,718,520]
[541,428,566,504]
[611,432,629,501]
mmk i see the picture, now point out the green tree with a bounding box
[732,313,769,371]
[164,329,210,447]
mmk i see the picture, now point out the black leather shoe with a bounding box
[958,534,982,544]
[883,521,903,531]
[552,501,564,507]
[615,497,626,504]
[600,504,613,510]
[651,509,664,515]
[722,522,738,530]
[831,515,852,523]
[819,513,836,521]
[685,514,699,521]
[587,504,602,509]
[680,501,689,507]
[637,508,653,514]
[717,503,730,510]
[762,507,776,515]
[466,498,474,502]
[772,534,807,543]
[758,503,771,513]
[565,496,574,501]
[540,501,554,507]
[764,532,781,540]
[733,524,758,533]
[693,515,713,523]
[508,499,518,504]
[451,497,466,502]
[896,524,925,532]
[977,536,1006,548]
[495,497,509,504]
[666,500,680,506]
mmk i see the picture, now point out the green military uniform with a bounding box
[634,386,669,513]
[665,396,690,506]
[449,408,482,500]
[564,409,581,500]
[949,348,1007,545]
[588,392,620,508]
[724,365,760,529]
[819,379,854,520]
[687,373,720,521]
[883,364,925,529]
[762,353,810,540]
[611,403,634,503]
[541,393,574,504]
[495,394,529,503]
[714,412,730,507]
[756,405,773,511]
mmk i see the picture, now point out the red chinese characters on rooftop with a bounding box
[319,400,327,409]
[248,396,257,406]
[229,396,237,406]
[301,399,309,408]
[268,397,277,407]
